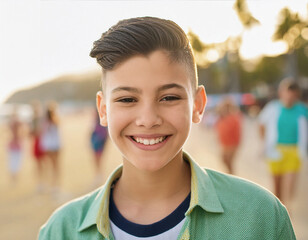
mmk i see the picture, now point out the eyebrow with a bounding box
[111,83,186,94]
[157,83,186,92]
[111,86,142,94]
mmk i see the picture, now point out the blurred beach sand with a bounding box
[0,110,307,240]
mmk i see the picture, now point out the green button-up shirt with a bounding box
[38,152,295,239]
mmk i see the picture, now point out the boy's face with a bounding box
[97,50,206,172]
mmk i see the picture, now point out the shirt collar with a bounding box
[78,166,122,238]
[183,151,224,214]
[78,151,224,237]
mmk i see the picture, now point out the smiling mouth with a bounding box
[130,136,169,146]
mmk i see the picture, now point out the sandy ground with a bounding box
[0,110,307,240]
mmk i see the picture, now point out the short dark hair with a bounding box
[90,17,197,90]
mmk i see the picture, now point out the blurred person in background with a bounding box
[41,102,61,196]
[30,101,46,193]
[215,98,242,174]
[90,110,108,187]
[259,77,308,211]
[7,106,23,183]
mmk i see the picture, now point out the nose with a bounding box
[135,103,163,128]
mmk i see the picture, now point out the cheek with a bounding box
[164,103,192,129]
[106,105,132,137]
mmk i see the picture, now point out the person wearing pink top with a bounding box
[30,101,46,192]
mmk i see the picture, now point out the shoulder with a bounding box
[259,100,280,122]
[294,102,308,117]
[206,169,272,196]
[203,169,295,238]
[263,100,280,110]
[205,169,287,216]
[38,188,101,240]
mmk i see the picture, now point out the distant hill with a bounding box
[5,71,101,104]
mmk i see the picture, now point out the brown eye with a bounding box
[161,96,180,101]
[117,98,136,103]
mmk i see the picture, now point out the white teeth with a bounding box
[134,136,166,145]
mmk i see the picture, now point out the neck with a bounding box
[114,151,191,204]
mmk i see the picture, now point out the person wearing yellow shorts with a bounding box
[268,145,301,175]
[259,78,308,211]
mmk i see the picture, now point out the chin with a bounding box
[137,158,168,172]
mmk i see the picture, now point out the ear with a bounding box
[192,86,207,123]
[96,91,108,126]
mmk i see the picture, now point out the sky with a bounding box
[0,0,307,104]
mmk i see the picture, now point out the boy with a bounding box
[259,78,307,210]
[39,17,295,239]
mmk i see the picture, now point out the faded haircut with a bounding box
[89,16,198,91]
